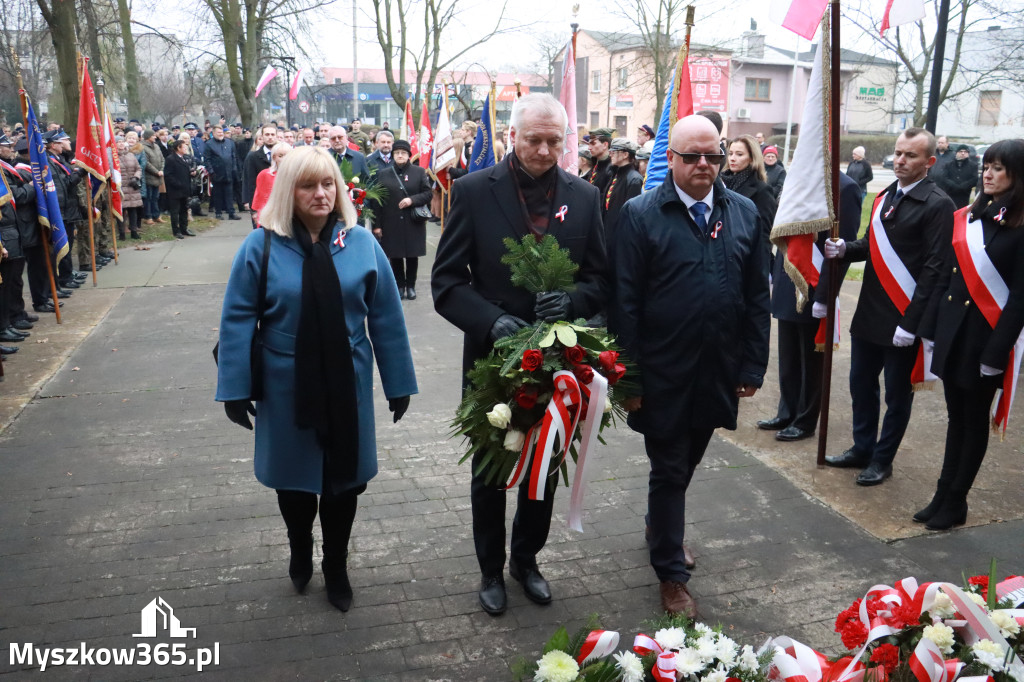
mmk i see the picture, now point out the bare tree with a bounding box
[113,0,143,114]
[33,0,81,125]
[0,0,54,113]
[532,32,567,90]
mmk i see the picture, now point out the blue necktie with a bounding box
[894,188,904,200]
[690,202,708,234]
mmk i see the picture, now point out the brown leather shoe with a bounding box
[660,581,698,618]
[645,526,697,570]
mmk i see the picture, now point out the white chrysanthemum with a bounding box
[675,648,706,677]
[486,403,512,428]
[930,592,957,619]
[738,645,759,672]
[694,623,714,635]
[990,610,1021,638]
[702,667,729,682]
[614,651,646,682]
[922,623,956,654]
[695,636,719,664]
[503,429,526,452]
[655,627,688,651]
[966,592,988,608]
[534,650,579,682]
[972,639,1006,672]
[715,637,738,666]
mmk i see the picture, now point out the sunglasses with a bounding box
[670,148,726,165]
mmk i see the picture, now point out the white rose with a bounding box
[351,175,360,184]
[972,639,1006,672]
[486,403,512,428]
[503,429,526,452]
[990,610,1021,638]
[922,623,956,654]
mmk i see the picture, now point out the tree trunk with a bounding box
[78,0,104,76]
[37,0,81,127]
[115,0,141,115]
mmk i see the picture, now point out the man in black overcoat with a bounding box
[205,127,241,220]
[242,125,276,228]
[432,93,607,617]
[609,115,770,618]
[824,128,955,486]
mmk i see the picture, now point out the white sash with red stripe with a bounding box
[868,191,935,386]
[810,242,841,350]
[952,208,1024,434]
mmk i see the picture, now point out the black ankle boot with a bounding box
[925,493,968,531]
[912,483,947,523]
[288,533,314,593]
[322,556,353,611]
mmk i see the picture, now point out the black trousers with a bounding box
[775,319,823,432]
[849,336,918,466]
[0,258,18,328]
[644,429,715,583]
[389,257,419,288]
[470,448,555,577]
[211,180,236,215]
[168,198,189,235]
[23,244,48,308]
[276,484,365,558]
[58,221,76,280]
[939,379,999,495]
[124,206,143,235]
[3,257,27,322]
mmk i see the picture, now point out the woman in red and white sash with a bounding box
[918,139,1024,531]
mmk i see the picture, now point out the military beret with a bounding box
[610,137,638,153]
[14,138,29,152]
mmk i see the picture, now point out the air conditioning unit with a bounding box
[736,107,752,119]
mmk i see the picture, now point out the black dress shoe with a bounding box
[174,233,184,239]
[5,326,29,338]
[406,286,417,300]
[776,425,814,441]
[183,228,197,237]
[56,289,72,298]
[399,287,408,300]
[59,279,81,289]
[0,345,19,355]
[33,302,57,313]
[479,575,507,616]
[20,313,40,322]
[0,328,26,342]
[756,416,790,430]
[509,558,551,605]
[925,496,967,531]
[824,448,870,468]
[228,214,241,220]
[11,319,34,331]
[215,213,224,220]
[73,272,88,281]
[100,250,116,259]
[856,462,892,486]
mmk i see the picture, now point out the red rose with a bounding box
[870,644,899,674]
[521,349,543,372]
[572,364,594,384]
[515,385,539,409]
[564,345,586,364]
[607,363,627,385]
[598,350,619,373]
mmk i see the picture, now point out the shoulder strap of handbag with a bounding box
[391,164,411,198]
[257,227,271,323]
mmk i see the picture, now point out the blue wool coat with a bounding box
[216,223,418,493]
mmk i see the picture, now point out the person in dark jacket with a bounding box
[12,139,56,314]
[0,135,33,344]
[721,134,778,239]
[164,139,196,239]
[915,139,1024,530]
[846,146,873,201]
[762,145,786,200]
[609,115,770,618]
[823,127,956,486]
[205,127,241,220]
[758,173,860,441]
[582,127,614,194]
[327,126,368,181]
[46,131,85,291]
[603,137,644,243]
[940,144,978,209]
[370,139,432,300]
[243,125,277,228]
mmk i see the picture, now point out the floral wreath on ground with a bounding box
[453,235,637,530]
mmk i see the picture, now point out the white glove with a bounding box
[824,238,846,259]
[811,302,827,319]
[892,326,915,347]
[980,363,1004,376]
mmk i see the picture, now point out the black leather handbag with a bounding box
[392,166,432,222]
[212,228,271,400]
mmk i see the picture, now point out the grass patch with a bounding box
[858,191,876,239]
[127,215,219,245]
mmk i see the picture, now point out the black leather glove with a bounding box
[488,314,528,342]
[535,291,572,322]
[388,396,411,423]
[224,400,255,430]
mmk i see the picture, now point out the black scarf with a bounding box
[293,217,360,495]
[721,167,754,192]
[508,151,557,235]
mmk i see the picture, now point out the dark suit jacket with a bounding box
[365,150,391,174]
[331,148,368,180]
[242,147,272,205]
[604,164,644,245]
[432,156,608,376]
[925,203,1024,388]
[163,153,193,200]
[843,178,955,346]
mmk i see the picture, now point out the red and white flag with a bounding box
[255,65,279,98]
[103,113,123,221]
[418,99,433,169]
[75,58,108,187]
[432,86,456,190]
[288,68,304,100]
[880,0,925,35]
[557,37,578,174]
[770,0,829,39]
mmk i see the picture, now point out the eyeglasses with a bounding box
[670,148,726,165]
[329,136,345,140]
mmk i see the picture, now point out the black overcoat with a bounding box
[48,155,83,223]
[373,162,432,258]
[609,176,771,436]
[432,156,608,377]
[603,164,643,244]
[163,153,193,200]
[242,148,271,205]
[842,178,955,346]
[940,159,978,209]
[205,137,239,182]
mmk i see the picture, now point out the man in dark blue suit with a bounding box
[609,115,770,618]
[327,126,368,180]
[432,93,607,617]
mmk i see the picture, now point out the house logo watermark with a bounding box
[9,596,219,672]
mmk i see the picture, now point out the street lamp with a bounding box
[279,56,296,126]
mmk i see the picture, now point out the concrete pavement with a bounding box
[1,218,1020,681]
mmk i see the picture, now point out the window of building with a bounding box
[618,67,629,89]
[614,116,628,137]
[977,90,1001,126]
[592,70,601,92]
[590,111,600,129]
[744,78,771,101]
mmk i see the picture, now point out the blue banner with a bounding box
[643,73,674,192]
[0,166,12,211]
[468,93,495,173]
[20,92,69,264]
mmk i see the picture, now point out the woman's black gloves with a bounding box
[389,396,411,423]
[225,400,256,430]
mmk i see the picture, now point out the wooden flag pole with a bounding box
[78,54,99,286]
[817,1,841,467]
[97,81,119,264]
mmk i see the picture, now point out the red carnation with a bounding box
[598,350,620,372]
[968,575,990,599]
[564,344,586,364]
[515,385,539,409]
[521,349,543,372]
[889,601,920,629]
[870,644,899,675]
[839,621,868,650]
[572,364,594,384]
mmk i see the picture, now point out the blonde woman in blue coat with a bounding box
[216,146,417,611]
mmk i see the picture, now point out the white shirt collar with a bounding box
[673,182,714,213]
[897,178,923,194]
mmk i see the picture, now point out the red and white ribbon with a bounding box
[633,633,664,657]
[908,638,962,682]
[653,652,677,682]
[568,371,608,532]
[576,629,619,665]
